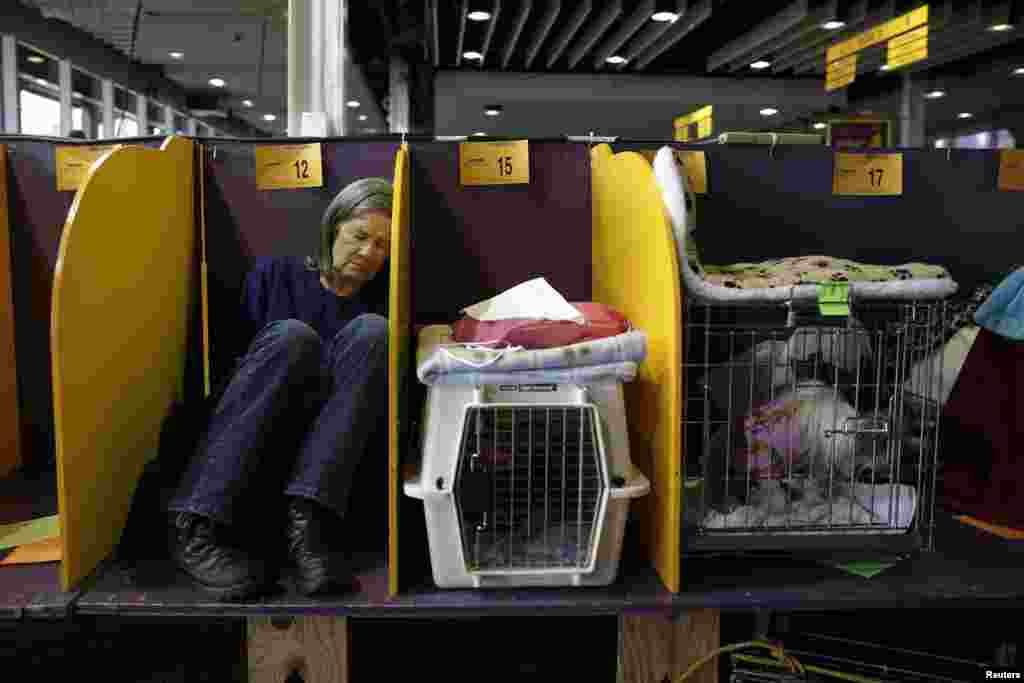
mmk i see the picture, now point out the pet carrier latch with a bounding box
[459,453,493,524]
[824,416,890,437]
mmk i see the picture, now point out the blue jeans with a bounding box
[167,314,387,527]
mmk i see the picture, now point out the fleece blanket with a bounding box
[416,325,647,386]
[702,256,951,290]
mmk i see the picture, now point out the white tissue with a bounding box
[461,278,584,323]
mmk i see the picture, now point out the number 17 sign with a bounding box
[459,140,530,186]
[255,143,324,190]
[833,152,903,196]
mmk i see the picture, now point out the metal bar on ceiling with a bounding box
[770,0,873,73]
[455,0,469,67]
[523,0,562,69]
[432,0,440,67]
[566,0,623,69]
[798,0,990,75]
[500,0,532,68]
[633,0,713,70]
[542,0,592,68]
[613,0,683,71]
[479,0,501,66]
[707,0,809,71]
[592,0,655,70]
[725,0,839,72]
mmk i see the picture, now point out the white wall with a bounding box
[434,70,847,139]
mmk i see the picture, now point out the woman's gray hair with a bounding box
[306,177,393,274]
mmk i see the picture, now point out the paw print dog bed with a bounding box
[650,146,958,304]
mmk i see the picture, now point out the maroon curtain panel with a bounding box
[941,328,1023,528]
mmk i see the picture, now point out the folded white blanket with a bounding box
[416,325,647,386]
[703,483,916,533]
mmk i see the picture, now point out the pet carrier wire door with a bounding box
[405,382,649,588]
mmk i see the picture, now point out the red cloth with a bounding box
[941,327,1024,529]
[451,302,630,350]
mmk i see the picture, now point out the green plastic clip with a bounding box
[818,282,850,317]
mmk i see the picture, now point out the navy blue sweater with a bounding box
[241,256,376,347]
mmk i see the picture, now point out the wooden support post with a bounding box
[621,609,720,683]
[247,616,350,683]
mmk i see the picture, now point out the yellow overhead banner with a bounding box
[826,53,858,91]
[674,106,713,142]
[827,5,929,64]
[886,24,928,69]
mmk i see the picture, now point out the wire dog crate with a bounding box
[681,296,947,558]
[406,382,649,588]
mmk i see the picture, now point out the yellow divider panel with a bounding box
[590,144,682,593]
[0,146,21,477]
[52,137,195,589]
[387,144,411,597]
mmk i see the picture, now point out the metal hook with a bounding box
[946,146,952,162]
[401,130,407,146]
[211,145,217,161]
[769,133,779,159]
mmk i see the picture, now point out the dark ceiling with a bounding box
[14,0,1024,137]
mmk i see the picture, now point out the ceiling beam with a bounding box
[523,0,561,69]
[567,0,622,69]
[769,0,873,73]
[592,0,654,70]
[479,0,501,66]
[500,0,532,68]
[455,0,468,66]
[613,0,683,71]
[543,0,591,68]
[725,0,838,72]
[632,0,713,70]
[707,0,808,71]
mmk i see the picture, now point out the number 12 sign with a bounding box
[833,152,903,196]
[255,143,324,190]
[459,140,530,186]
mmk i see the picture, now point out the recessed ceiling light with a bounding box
[27,55,45,64]
[242,99,254,108]
[169,51,184,60]
[989,23,1013,32]
[880,64,892,71]
[467,11,491,21]
[484,105,503,116]
[760,107,779,116]
[358,114,368,121]
[813,122,828,130]
[263,114,276,121]
[751,60,772,69]
[1013,67,1024,75]
[958,112,973,119]
[346,100,360,108]
[463,51,483,61]
[208,77,226,87]
[924,89,946,99]
[822,20,846,30]
[651,11,679,22]
[606,55,628,64]
[472,132,487,136]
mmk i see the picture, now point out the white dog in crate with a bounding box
[701,379,889,514]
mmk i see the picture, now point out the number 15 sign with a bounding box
[255,143,324,190]
[833,152,903,196]
[459,140,530,186]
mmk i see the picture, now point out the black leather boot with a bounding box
[170,512,271,600]
[285,498,357,596]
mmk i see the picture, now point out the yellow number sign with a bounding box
[833,153,903,196]
[55,145,118,192]
[998,150,1024,191]
[886,24,928,69]
[255,143,323,190]
[459,140,529,186]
